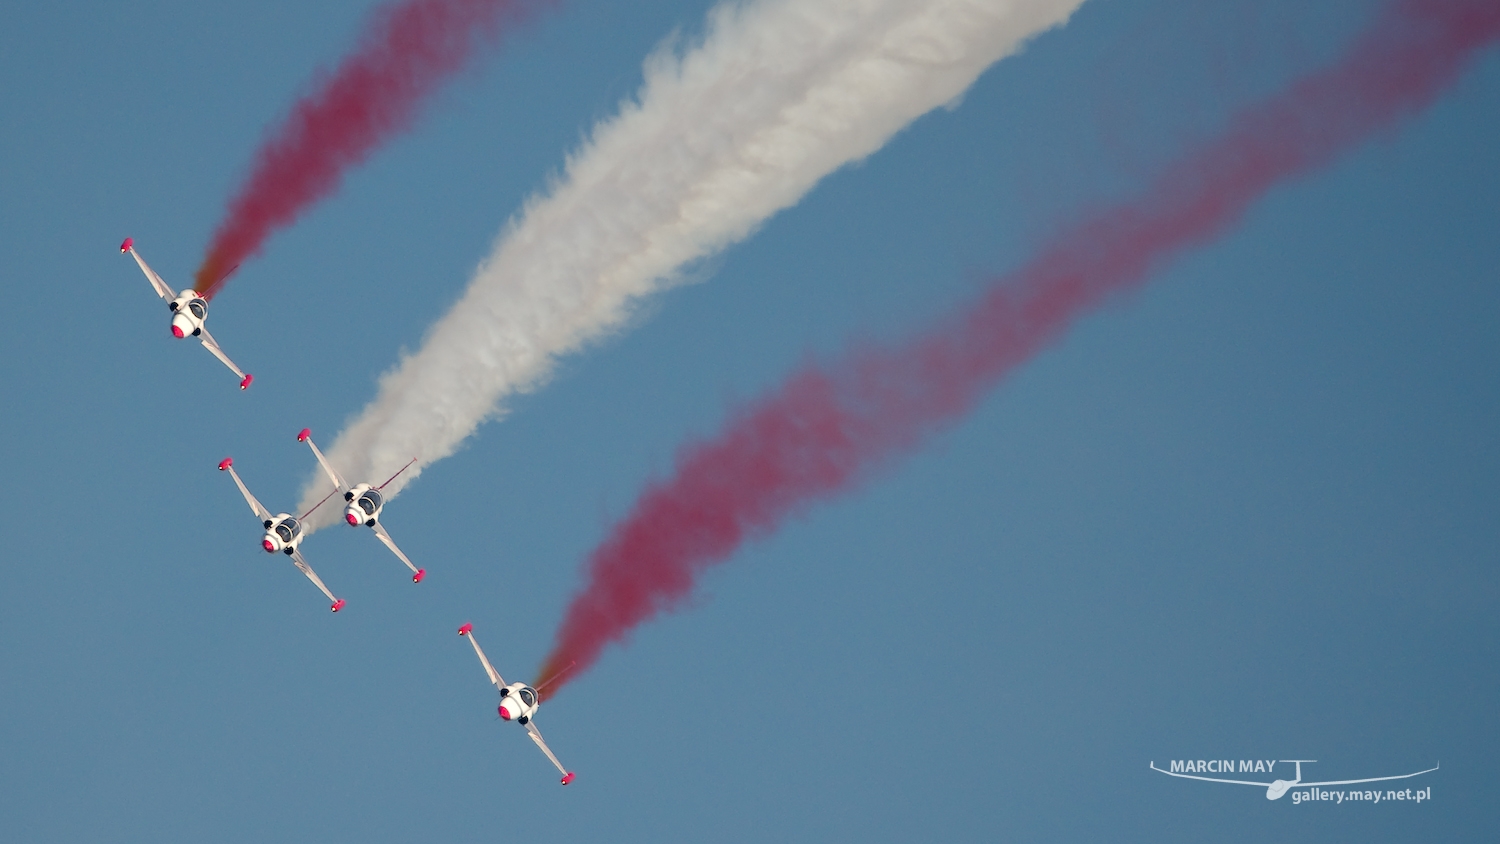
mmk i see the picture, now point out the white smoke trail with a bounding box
[301,0,1086,526]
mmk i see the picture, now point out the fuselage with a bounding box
[262,513,305,555]
[498,682,540,724]
[168,290,208,339]
[343,483,384,527]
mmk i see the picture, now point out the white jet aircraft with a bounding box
[458,623,576,785]
[218,456,345,612]
[297,428,425,583]
[120,237,253,390]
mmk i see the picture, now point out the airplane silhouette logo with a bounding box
[1150,759,1438,800]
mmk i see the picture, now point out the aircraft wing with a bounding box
[460,626,506,690]
[221,461,273,523]
[1149,763,1269,786]
[372,523,423,578]
[298,431,347,492]
[197,327,253,389]
[1301,764,1439,788]
[289,547,345,611]
[525,721,573,781]
[123,241,175,301]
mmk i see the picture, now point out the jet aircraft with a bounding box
[120,238,252,389]
[297,428,425,583]
[458,623,575,785]
[218,456,345,612]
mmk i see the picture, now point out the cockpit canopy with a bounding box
[274,518,301,542]
[357,488,382,515]
[518,687,537,707]
[187,298,207,319]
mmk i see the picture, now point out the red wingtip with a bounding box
[297,427,311,442]
[239,374,254,390]
[119,237,133,253]
[458,622,473,636]
[412,569,426,583]
[218,457,233,471]
[561,772,575,785]
[331,599,346,612]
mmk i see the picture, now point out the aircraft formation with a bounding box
[121,239,575,785]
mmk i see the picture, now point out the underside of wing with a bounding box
[373,524,422,577]
[525,721,569,778]
[462,629,506,690]
[125,244,175,301]
[299,432,347,491]
[223,463,273,523]
[290,548,342,609]
[198,328,251,387]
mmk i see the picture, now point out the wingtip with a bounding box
[217,457,233,471]
[119,237,133,253]
[331,599,346,612]
[239,373,254,390]
[413,569,426,583]
[297,427,311,442]
[458,622,472,636]
[561,772,575,785]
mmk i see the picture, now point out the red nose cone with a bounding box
[331,599,346,612]
[498,706,512,720]
[262,539,275,552]
[346,513,359,525]
[171,324,185,338]
[412,569,426,583]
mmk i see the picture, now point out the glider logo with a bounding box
[1150,759,1437,802]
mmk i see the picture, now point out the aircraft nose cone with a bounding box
[171,324,185,338]
[262,539,275,552]
[498,706,511,721]
[346,513,359,525]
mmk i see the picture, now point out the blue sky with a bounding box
[1,1,1495,841]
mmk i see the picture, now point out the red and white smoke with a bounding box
[537,0,1500,692]
[193,0,545,298]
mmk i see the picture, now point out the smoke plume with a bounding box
[195,0,544,298]
[300,0,1087,526]
[537,0,1500,691]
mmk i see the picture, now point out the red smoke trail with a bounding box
[194,0,547,298]
[538,0,1500,692]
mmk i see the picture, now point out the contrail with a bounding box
[536,0,1500,693]
[194,0,547,298]
[302,0,1088,525]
